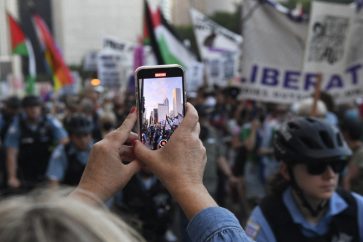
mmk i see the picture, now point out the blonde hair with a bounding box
[0,189,145,242]
[292,97,327,117]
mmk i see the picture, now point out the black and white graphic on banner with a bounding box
[308,15,349,65]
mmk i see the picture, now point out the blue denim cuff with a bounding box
[187,206,243,241]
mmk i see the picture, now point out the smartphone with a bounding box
[135,64,186,150]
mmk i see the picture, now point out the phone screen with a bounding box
[136,65,185,150]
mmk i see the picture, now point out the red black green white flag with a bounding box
[7,12,37,94]
[143,0,196,66]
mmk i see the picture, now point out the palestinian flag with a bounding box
[7,12,37,94]
[32,14,73,91]
[143,0,196,66]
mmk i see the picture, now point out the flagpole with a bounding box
[25,39,37,94]
[5,0,11,55]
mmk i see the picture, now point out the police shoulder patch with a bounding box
[245,220,261,239]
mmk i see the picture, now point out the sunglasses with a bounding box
[305,161,347,175]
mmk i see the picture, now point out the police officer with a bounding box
[0,96,21,189]
[115,168,175,242]
[47,113,93,186]
[245,117,363,242]
[5,95,68,190]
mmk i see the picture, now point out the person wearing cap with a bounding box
[4,95,68,191]
[245,117,363,242]
[47,113,93,186]
[0,96,21,189]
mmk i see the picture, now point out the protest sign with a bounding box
[241,0,363,104]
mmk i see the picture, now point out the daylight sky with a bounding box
[142,76,183,119]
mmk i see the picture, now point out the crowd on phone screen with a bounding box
[0,83,363,241]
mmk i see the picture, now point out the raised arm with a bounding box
[134,103,253,242]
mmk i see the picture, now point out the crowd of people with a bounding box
[0,83,362,242]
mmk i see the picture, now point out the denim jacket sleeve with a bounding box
[187,207,254,242]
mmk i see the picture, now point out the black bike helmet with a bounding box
[64,113,93,136]
[274,117,351,164]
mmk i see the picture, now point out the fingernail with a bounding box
[131,139,138,153]
[131,139,138,146]
[129,106,137,114]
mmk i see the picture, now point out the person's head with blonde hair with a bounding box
[292,97,327,118]
[0,189,144,242]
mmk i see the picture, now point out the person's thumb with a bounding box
[123,159,142,175]
[133,140,158,167]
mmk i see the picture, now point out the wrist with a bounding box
[8,175,17,180]
[74,177,111,203]
[170,183,218,220]
[69,187,105,206]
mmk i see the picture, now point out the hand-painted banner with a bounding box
[190,8,243,87]
[241,0,363,104]
[97,48,123,89]
[100,37,157,90]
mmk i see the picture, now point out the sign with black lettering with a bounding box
[241,0,363,104]
[97,48,122,89]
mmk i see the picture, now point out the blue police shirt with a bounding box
[245,187,363,242]
[46,143,91,181]
[0,114,3,130]
[187,207,254,242]
[4,114,67,148]
[0,114,3,138]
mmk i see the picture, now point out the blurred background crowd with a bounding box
[0,84,362,242]
[1,0,363,241]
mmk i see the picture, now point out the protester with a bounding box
[98,111,117,138]
[0,189,145,242]
[71,103,250,241]
[245,117,363,242]
[0,103,251,241]
[79,97,102,142]
[4,95,68,191]
[291,97,327,118]
[235,111,265,210]
[320,92,339,127]
[0,103,252,242]
[47,113,93,186]
[341,119,363,195]
[115,168,175,242]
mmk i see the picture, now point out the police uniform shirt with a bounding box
[245,187,363,242]
[0,115,3,129]
[4,114,67,149]
[0,115,4,143]
[46,143,91,182]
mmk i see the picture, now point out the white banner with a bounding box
[185,61,204,93]
[100,37,159,91]
[304,2,352,72]
[97,48,123,89]
[102,37,135,87]
[241,0,363,104]
[190,8,242,87]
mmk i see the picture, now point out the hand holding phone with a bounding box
[135,64,186,150]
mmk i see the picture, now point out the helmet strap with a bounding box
[288,167,328,218]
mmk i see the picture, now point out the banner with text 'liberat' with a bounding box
[241,0,363,104]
